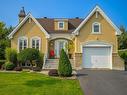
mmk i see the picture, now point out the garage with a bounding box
[82,43,112,69]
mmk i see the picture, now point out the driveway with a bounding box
[77,69,127,95]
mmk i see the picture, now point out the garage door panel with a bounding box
[83,47,111,68]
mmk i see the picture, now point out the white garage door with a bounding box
[82,47,111,68]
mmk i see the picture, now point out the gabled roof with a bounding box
[8,13,50,39]
[72,5,122,35]
[36,18,83,33]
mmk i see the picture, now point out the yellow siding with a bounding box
[75,12,118,53]
[11,18,47,54]
[54,20,68,31]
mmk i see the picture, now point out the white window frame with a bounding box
[92,22,101,34]
[58,21,64,30]
[18,36,28,52]
[30,36,41,50]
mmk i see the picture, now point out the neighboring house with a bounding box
[8,6,124,70]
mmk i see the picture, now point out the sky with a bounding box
[0,0,127,28]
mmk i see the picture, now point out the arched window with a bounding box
[31,36,41,50]
[92,22,101,33]
[18,36,28,52]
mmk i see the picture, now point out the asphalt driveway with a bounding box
[77,69,127,95]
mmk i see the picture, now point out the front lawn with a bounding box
[0,72,83,95]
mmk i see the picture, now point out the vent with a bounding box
[75,17,79,19]
[44,17,47,19]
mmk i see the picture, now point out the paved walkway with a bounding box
[77,69,127,95]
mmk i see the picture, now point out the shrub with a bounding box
[0,60,5,69]
[5,62,15,70]
[17,48,40,64]
[36,53,44,68]
[58,49,72,77]
[119,50,127,64]
[14,67,22,71]
[5,48,17,64]
[48,69,58,76]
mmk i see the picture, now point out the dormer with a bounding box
[54,19,68,31]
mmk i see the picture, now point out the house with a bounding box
[8,6,124,70]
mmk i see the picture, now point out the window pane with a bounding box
[59,22,64,28]
[24,40,27,49]
[32,40,35,48]
[26,63,31,66]
[94,25,99,32]
[19,40,23,51]
[36,40,39,50]
[22,63,25,66]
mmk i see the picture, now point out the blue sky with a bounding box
[0,0,127,28]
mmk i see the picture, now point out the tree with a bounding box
[58,49,72,77]
[0,22,13,59]
[118,26,127,49]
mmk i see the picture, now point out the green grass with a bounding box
[0,72,83,95]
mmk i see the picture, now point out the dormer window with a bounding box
[58,21,64,30]
[92,22,101,34]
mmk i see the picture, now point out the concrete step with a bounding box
[43,59,74,69]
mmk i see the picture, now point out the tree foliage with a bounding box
[0,22,14,59]
[58,49,72,77]
[118,26,127,49]
[5,48,17,64]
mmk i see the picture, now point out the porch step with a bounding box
[43,59,75,69]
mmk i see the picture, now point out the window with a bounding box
[92,22,101,34]
[21,60,32,67]
[18,37,28,52]
[58,22,64,29]
[31,37,41,50]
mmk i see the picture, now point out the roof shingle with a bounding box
[36,18,83,33]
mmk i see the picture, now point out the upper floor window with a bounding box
[92,22,101,34]
[58,21,64,29]
[18,36,28,52]
[31,37,41,50]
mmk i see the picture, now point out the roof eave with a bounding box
[8,13,50,39]
[72,5,122,36]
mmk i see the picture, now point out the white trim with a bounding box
[96,11,98,18]
[58,21,64,30]
[49,33,72,40]
[92,22,101,34]
[30,36,41,50]
[72,5,122,35]
[8,13,50,39]
[17,36,28,52]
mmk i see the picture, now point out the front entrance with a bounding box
[55,39,68,58]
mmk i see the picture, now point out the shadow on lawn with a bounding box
[24,79,61,87]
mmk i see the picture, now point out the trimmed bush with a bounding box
[5,62,15,70]
[17,48,40,64]
[14,67,22,71]
[48,69,58,76]
[36,53,44,68]
[5,48,17,64]
[58,49,72,77]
